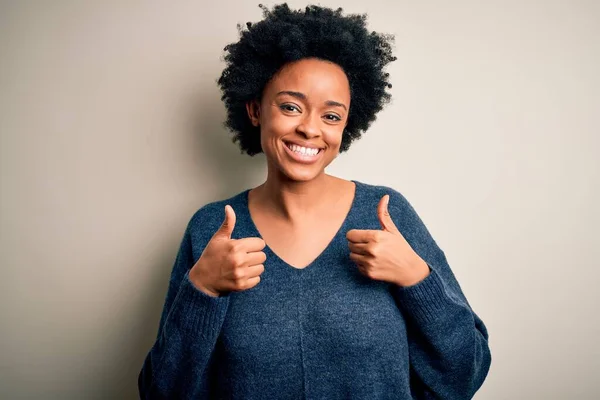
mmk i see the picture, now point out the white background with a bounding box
[1,1,598,398]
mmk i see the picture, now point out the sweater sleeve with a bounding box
[138,215,230,399]
[387,190,492,400]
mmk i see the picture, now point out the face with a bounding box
[246,57,351,182]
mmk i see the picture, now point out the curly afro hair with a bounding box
[217,3,397,156]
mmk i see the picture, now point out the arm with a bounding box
[387,190,492,399]
[138,214,230,399]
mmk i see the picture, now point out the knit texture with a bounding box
[138,180,492,399]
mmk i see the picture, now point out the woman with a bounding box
[139,4,492,399]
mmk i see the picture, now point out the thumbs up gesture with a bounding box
[346,195,431,287]
[189,205,267,297]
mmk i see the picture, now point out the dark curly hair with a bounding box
[217,3,397,156]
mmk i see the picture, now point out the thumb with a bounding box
[377,194,400,234]
[217,204,236,239]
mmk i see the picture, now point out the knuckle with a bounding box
[231,268,244,280]
[233,279,245,290]
[373,231,383,243]
[232,253,245,267]
[232,240,244,253]
[369,243,379,254]
[226,253,236,266]
[373,231,381,242]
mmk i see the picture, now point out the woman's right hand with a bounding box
[189,205,266,297]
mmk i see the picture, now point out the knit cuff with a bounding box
[393,263,452,325]
[165,270,230,343]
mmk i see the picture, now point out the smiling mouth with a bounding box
[283,141,324,156]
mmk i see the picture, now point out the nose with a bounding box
[296,111,321,139]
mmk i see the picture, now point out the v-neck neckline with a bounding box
[240,180,361,271]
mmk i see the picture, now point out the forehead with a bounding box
[264,58,350,101]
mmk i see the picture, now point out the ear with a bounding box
[245,99,261,127]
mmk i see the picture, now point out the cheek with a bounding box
[271,113,298,134]
[323,128,345,149]
[259,124,287,158]
[261,113,294,140]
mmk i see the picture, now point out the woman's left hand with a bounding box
[346,194,431,287]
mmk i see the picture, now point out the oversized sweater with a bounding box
[138,180,492,399]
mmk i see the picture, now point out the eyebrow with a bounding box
[276,90,347,111]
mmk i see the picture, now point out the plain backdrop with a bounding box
[1,1,598,398]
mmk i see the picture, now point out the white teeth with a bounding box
[288,143,320,156]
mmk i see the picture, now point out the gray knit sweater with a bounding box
[138,180,492,399]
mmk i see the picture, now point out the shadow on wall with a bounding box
[102,81,264,399]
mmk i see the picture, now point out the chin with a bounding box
[281,165,327,182]
[281,169,317,182]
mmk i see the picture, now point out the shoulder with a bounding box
[353,180,448,270]
[354,180,415,215]
[185,189,246,242]
[354,180,432,241]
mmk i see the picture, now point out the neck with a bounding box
[254,172,336,222]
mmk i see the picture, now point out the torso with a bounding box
[247,177,356,269]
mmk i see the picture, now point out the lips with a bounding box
[282,141,324,164]
[283,140,324,151]
[284,141,322,154]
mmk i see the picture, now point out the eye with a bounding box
[280,104,300,113]
[324,114,342,122]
